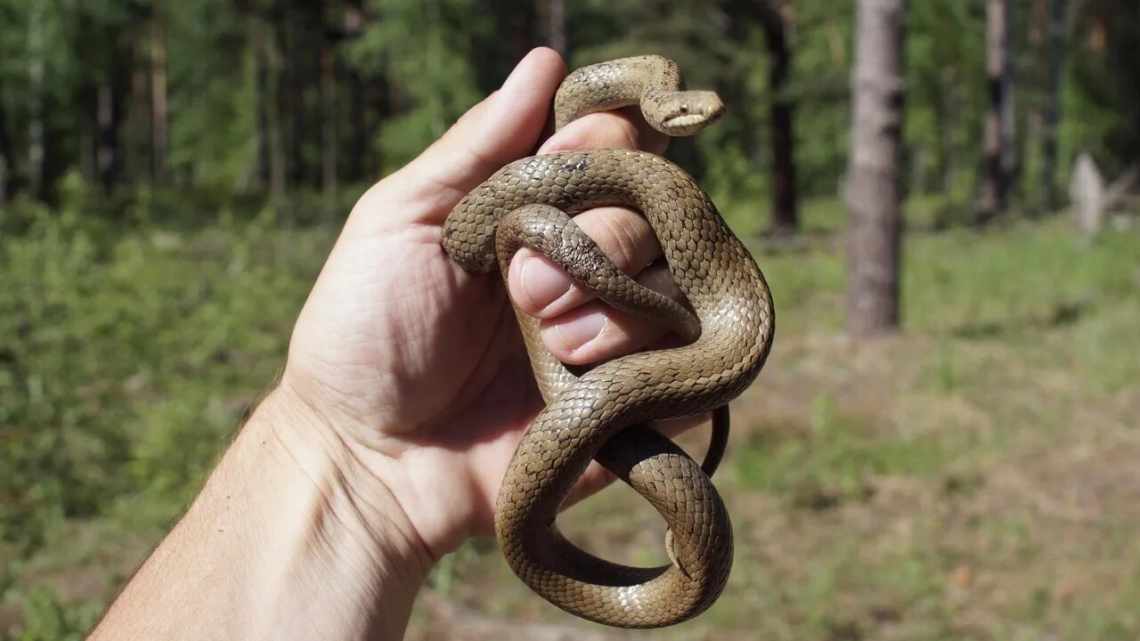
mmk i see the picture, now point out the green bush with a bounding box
[0,202,331,551]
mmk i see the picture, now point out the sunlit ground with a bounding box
[2,199,1138,640]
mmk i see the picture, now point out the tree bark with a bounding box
[320,45,338,214]
[0,88,9,203]
[284,9,305,187]
[246,5,287,202]
[846,0,907,337]
[27,3,46,198]
[265,25,287,205]
[756,1,799,234]
[252,16,270,190]
[538,0,567,57]
[980,0,1014,219]
[340,0,376,183]
[150,9,169,182]
[346,68,366,182]
[125,51,150,186]
[96,42,127,193]
[1040,0,1067,211]
[97,77,116,190]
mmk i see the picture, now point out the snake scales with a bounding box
[441,55,775,628]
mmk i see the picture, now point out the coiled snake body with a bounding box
[442,55,775,628]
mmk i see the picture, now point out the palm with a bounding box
[284,201,546,547]
[279,49,670,554]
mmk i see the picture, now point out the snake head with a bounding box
[645,90,726,137]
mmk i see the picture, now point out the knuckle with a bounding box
[580,209,655,275]
[597,213,643,273]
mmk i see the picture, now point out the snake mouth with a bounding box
[662,114,708,130]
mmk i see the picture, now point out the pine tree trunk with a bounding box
[538,0,567,57]
[757,1,799,235]
[150,10,169,182]
[846,0,907,337]
[126,58,150,185]
[96,43,127,194]
[935,89,953,197]
[980,0,1014,219]
[0,89,9,203]
[266,27,287,206]
[97,78,116,190]
[284,12,305,187]
[320,45,338,214]
[253,17,270,190]
[27,3,46,198]
[346,69,367,182]
[1041,0,1067,211]
[248,7,287,203]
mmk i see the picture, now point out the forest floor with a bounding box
[3,200,1139,641]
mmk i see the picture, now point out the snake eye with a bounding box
[679,105,689,113]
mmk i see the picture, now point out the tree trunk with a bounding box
[346,68,367,182]
[756,1,799,235]
[980,0,1014,219]
[0,88,9,203]
[96,41,127,194]
[27,3,46,199]
[320,45,338,214]
[97,77,116,190]
[284,11,305,187]
[1040,0,1067,211]
[846,0,907,337]
[269,107,287,206]
[125,55,150,186]
[538,0,567,57]
[246,6,287,202]
[150,10,169,182]
[253,17,270,190]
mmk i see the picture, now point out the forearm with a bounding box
[89,388,432,641]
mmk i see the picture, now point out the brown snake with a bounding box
[441,55,775,628]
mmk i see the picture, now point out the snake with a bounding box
[441,55,775,628]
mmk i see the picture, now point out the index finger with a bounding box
[537,105,670,156]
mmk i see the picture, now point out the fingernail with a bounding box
[520,256,571,312]
[551,312,607,351]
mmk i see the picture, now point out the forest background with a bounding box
[2,1,1139,639]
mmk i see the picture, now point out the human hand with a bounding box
[278,48,691,560]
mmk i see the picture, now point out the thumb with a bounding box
[402,48,566,223]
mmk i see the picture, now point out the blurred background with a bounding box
[1,0,1139,639]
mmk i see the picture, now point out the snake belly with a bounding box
[441,56,775,628]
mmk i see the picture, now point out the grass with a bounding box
[2,197,1138,640]
[429,210,1140,640]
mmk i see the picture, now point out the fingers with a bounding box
[538,106,669,156]
[521,262,681,365]
[508,207,664,317]
[506,211,683,364]
[506,108,678,365]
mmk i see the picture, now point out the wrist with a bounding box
[222,386,434,640]
[275,370,483,560]
[90,386,434,641]
[258,383,436,571]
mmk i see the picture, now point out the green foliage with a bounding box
[345,0,486,172]
[3,586,98,641]
[1,2,1139,636]
[906,3,985,198]
[0,0,1135,215]
[166,0,257,191]
[1070,0,1140,175]
[0,198,328,551]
